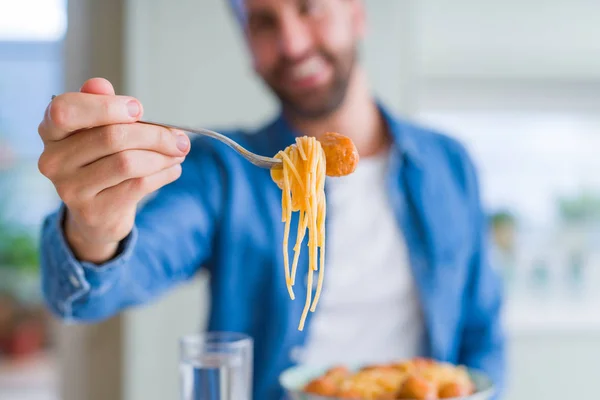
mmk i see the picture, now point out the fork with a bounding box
[50,95,282,169]
[139,120,282,169]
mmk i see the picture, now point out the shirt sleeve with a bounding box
[40,142,224,323]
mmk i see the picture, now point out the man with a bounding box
[37,0,506,399]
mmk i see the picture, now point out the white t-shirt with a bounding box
[298,150,426,367]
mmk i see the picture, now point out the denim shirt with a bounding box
[40,104,505,400]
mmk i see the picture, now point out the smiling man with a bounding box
[37,0,506,399]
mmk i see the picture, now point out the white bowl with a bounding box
[279,364,496,400]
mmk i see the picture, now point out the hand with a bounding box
[38,78,190,263]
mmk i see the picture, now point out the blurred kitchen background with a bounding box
[1,0,599,399]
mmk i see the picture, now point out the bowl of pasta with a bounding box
[279,357,495,400]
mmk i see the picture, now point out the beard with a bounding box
[260,45,357,120]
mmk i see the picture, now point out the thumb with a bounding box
[80,77,116,95]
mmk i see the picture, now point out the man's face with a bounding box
[234,0,365,119]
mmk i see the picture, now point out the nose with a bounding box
[278,14,313,59]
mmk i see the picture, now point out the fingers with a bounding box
[70,150,185,198]
[39,92,143,142]
[42,123,190,175]
[67,163,183,239]
[98,163,183,206]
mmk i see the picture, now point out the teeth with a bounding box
[292,58,321,80]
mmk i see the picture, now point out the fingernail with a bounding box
[127,100,140,117]
[176,134,190,152]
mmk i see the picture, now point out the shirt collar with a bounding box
[377,101,425,167]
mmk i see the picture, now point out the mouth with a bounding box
[280,56,332,91]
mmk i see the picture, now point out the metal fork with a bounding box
[50,95,282,169]
[139,120,282,169]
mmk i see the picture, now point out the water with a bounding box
[180,354,251,400]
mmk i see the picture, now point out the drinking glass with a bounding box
[179,331,253,400]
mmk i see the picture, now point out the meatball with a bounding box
[396,375,438,400]
[318,131,359,177]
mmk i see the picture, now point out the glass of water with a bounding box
[179,331,253,400]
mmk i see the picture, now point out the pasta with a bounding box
[271,136,327,331]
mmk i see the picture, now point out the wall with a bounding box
[413,0,600,113]
[414,0,600,80]
[413,1,600,399]
[506,333,600,399]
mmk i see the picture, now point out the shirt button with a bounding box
[69,274,80,288]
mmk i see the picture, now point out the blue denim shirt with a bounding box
[40,104,505,400]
